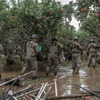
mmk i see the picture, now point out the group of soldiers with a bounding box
[0,34,99,81]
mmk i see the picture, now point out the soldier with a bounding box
[87,39,99,68]
[21,34,39,79]
[70,37,82,74]
[46,37,63,77]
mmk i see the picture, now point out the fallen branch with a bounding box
[3,82,40,100]
[0,71,33,87]
[46,93,95,100]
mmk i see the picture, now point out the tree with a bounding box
[74,0,100,41]
[0,0,75,68]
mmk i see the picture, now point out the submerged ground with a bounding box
[0,60,100,100]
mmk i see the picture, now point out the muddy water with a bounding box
[1,61,100,100]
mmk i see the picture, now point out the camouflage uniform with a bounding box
[46,41,63,76]
[70,42,82,73]
[21,41,39,78]
[87,43,97,68]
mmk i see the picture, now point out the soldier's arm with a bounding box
[86,45,90,56]
[35,43,39,54]
[95,44,100,48]
[87,45,90,53]
[77,43,82,50]
[70,44,73,50]
[57,42,63,49]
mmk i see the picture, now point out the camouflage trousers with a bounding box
[21,57,38,77]
[46,53,59,75]
[72,53,81,73]
[88,53,96,68]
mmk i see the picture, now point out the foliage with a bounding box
[74,0,100,40]
[0,0,75,66]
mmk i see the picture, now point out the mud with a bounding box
[0,60,100,100]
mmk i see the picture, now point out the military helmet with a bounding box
[73,37,78,40]
[32,34,38,39]
[90,39,94,42]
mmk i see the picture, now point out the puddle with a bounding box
[1,61,100,99]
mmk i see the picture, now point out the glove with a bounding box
[39,46,42,51]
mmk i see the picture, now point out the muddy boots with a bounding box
[46,73,49,77]
[54,72,57,76]
[32,76,37,80]
[75,68,79,74]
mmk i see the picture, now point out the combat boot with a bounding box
[72,67,75,73]
[93,66,95,68]
[75,68,79,74]
[32,76,37,80]
[54,72,57,76]
[46,73,49,77]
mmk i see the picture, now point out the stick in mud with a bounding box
[54,79,58,97]
[35,83,48,100]
[42,86,52,100]
[0,71,33,87]
[35,83,45,100]
[73,82,100,99]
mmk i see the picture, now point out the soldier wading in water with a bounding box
[21,34,39,79]
[87,39,100,68]
[46,37,63,77]
[70,37,82,74]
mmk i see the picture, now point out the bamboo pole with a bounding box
[37,83,48,100]
[16,82,54,99]
[54,79,58,97]
[35,83,45,100]
[42,86,52,100]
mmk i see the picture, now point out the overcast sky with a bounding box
[55,0,79,31]
[7,0,79,30]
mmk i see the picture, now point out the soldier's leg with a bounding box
[92,56,96,68]
[88,54,92,67]
[53,55,59,76]
[72,56,76,72]
[30,57,38,79]
[21,59,30,75]
[76,55,81,73]
[46,55,52,77]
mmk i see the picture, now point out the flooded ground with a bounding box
[0,60,100,100]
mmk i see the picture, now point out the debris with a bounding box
[42,86,52,100]
[35,83,48,100]
[46,94,94,100]
[73,82,100,99]
[8,90,17,100]
[54,79,58,97]
[16,82,54,99]
[0,71,33,87]
[3,82,40,100]
[4,77,27,86]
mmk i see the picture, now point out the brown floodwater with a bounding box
[1,61,100,100]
